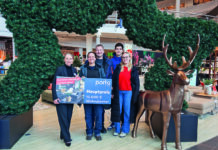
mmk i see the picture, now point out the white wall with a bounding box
[0,15,13,37]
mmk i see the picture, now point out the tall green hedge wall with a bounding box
[0,0,217,114]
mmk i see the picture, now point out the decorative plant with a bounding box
[202,78,214,85]
[4,54,11,62]
[144,57,172,91]
[72,56,82,67]
[0,0,217,114]
[140,55,154,66]
[182,100,189,112]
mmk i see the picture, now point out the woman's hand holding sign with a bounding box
[54,98,60,104]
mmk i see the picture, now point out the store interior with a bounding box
[0,0,218,149]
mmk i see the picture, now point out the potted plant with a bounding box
[202,78,214,95]
[72,56,82,67]
[72,56,82,73]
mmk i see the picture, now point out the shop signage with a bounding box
[56,76,84,104]
[84,78,112,104]
[56,77,112,104]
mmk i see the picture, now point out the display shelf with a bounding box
[199,73,218,75]
[193,92,218,98]
[200,67,218,68]
[199,49,218,85]
[202,60,218,62]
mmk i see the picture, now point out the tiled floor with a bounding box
[8,102,218,150]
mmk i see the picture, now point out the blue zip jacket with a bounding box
[107,53,122,79]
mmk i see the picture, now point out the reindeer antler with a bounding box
[162,34,200,71]
[162,34,177,70]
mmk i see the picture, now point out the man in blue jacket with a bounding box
[107,43,124,130]
[107,43,124,79]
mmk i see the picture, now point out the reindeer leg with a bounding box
[161,112,171,150]
[132,106,145,138]
[173,113,182,150]
[147,110,155,138]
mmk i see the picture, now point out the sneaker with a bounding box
[65,141,71,147]
[95,135,102,141]
[101,127,107,133]
[113,132,119,136]
[107,124,115,131]
[86,135,92,140]
[119,132,127,138]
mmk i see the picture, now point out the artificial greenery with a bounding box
[118,1,218,91]
[4,54,11,62]
[0,75,4,82]
[144,57,172,91]
[202,78,214,85]
[0,0,217,114]
[72,56,82,67]
[182,100,189,111]
[0,0,116,114]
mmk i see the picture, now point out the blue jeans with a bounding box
[84,104,103,136]
[114,90,132,134]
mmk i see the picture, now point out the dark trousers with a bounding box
[56,104,74,142]
[84,104,103,136]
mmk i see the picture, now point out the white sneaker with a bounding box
[119,132,127,138]
[113,132,119,136]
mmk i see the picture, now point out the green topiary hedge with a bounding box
[0,0,217,114]
[118,1,218,90]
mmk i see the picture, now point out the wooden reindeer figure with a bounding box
[132,34,200,150]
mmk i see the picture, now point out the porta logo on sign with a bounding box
[95,80,111,86]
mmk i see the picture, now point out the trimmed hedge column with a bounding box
[118,0,218,90]
[0,0,116,114]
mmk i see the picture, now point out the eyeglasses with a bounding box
[88,56,95,58]
[122,57,129,59]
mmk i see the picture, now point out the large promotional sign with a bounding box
[56,76,84,104]
[84,78,112,104]
[56,77,112,104]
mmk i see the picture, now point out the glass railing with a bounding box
[161,10,218,23]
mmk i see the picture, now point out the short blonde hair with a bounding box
[64,53,73,59]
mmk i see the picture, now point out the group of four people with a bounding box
[52,43,140,147]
